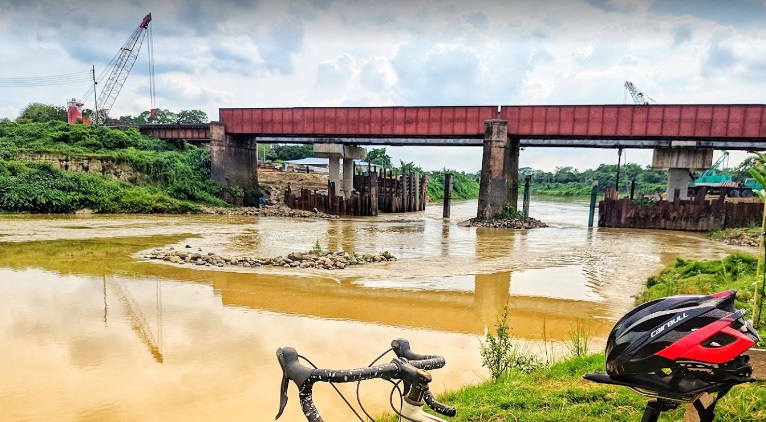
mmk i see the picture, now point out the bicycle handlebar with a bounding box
[276,338,453,421]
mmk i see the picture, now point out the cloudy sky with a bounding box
[1,0,764,173]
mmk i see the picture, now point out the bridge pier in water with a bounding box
[209,121,260,206]
[477,119,520,220]
[313,144,367,198]
[652,147,712,201]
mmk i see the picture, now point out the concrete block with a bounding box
[652,148,713,171]
[314,143,345,156]
[313,143,367,160]
[343,145,367,160]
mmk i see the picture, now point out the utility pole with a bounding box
[615,148,623,194]
[92,65,98,125]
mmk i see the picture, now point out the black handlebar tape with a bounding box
[298,389,323,422]
[406,357,446,371]
[307,360,404,384]
[424,389,457,417]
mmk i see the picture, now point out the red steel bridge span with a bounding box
[214,104,766,149]
[138,104,766,149]
[137,104,766,215]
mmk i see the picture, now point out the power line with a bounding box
[0,71,92,87]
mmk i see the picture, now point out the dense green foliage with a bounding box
[258,144,316,161]
[635,253,765,346]
[365,147,394,169]
[524,162,668,197]
[0,121,225,213]
[15,103,68,123]
[426,169,480,201]
[112,108,209,124]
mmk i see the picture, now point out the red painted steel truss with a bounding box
[219,105,766,140]
[137,124,210,141]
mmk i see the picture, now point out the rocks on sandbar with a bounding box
[200,204,337,219]
[144,248,396,270]
[464,217,548,229]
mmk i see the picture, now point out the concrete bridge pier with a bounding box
[314,143,367,198]
[209,121,260,206]
[651,147,713,201]
[477,120,520,219]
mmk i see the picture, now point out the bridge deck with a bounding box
[140,104,766,149]
[220,104,766,139]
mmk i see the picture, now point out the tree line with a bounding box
[9,103,209,125]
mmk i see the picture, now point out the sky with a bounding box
[1,0,765,173]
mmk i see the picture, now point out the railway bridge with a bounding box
[138,104,766,216]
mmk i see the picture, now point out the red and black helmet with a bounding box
[587,290,760,401]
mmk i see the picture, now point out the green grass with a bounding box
[378,353,765,421]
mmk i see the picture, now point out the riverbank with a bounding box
[199,204,338,219]
[379,352,765,421]
[708,227,761,247]
[378,252,766,421]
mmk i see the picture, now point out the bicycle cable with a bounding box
[297,354,367,421]
[355,346,397,421]
[388,380,424,422]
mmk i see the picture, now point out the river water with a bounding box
[0,199,752,421]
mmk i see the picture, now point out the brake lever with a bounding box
[275,373,289,419]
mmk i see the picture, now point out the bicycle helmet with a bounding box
[585,290,760,402]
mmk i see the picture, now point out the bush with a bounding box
[0,121,227,213]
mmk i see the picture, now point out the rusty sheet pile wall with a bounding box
[599,188,764,231]
[283,171,427,216]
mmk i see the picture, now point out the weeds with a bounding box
[494,202,523,220]
[312,240,322,255]
[480,305,543,381]
[567,321,590,358]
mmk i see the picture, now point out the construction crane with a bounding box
[624,81,657,105]
[74,13,155,125]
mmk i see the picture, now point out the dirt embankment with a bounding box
[258,168,329,205]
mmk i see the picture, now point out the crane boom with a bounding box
[624,81,656,105]
[93,13,152,125]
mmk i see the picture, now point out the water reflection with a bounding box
[103,275,164,364]
[0,200,755,421]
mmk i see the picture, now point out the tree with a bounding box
[273,144,314,161]
[16,103,67,123]
[747,151,766,328]
[177,109,208,124]
[258,144,278,161]
[553,166,579,183]
[731,156,757,181]
[366,148,393,169]
[110,109,208,125]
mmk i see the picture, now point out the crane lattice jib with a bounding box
[94,13,152,125]
[624,81,656,105]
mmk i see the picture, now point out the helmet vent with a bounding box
[703,333,736,348]
[669,301,699,310]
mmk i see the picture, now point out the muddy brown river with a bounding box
[0,199,752,421]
